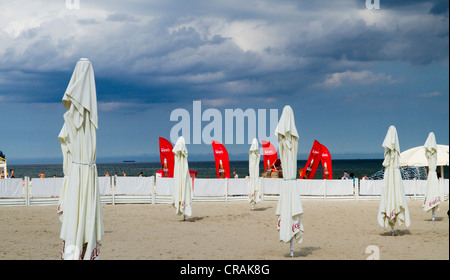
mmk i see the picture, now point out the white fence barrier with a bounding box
[359,179,449,198]
[195,178,227,198]
[99,177,113,196]
[1,177,449,206]
[31,178,63,197]
[113,176,154,204]
[0,178,23,198]
[116,177,154,195]
[155,177,173,196]
[261,178,354,199]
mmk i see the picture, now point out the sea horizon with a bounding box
[6,159,449,180]
[5,152,385,165]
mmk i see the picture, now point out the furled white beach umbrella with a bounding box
[377,125,411,236]
[275,106,303,257]
[59,58,104,260]
[423,132,445,220]
[172,136,193,219]
[248,138,261,210]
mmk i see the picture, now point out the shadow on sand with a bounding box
[284,247,321,258]
[251,206,273,212]
[425,217,444,222]
[380,229,411,237]
[179,216,204,222]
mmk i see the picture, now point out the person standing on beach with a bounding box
[350,172,356,194]
[341,171,350,180]
[298,168,304,178]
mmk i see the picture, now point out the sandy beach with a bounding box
[0,199,448,260]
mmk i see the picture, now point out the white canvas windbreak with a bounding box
[58,58,104,260]
[275,106,304,243]
[248,138,261,205]
[172,136,193,216]
[377,126,411,229]
[423,132,445,212]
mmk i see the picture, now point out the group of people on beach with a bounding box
[341,170,368,180]
[104,171,145,178]
[341,170,368,194]
[0,169,14,179]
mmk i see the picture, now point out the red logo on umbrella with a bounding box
[389,210,396,218]
[292,221,300,232]
[429,197,441,207]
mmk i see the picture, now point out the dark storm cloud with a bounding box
[0,0,448,107]
[381,0,448,15]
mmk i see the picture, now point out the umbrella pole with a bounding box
[251,202,255,211]
[432,208,435,221]
[184,214,186,221]
[289,239,294,257]
[391,217,396,236]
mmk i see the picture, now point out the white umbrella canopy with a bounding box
[59,58,104,260]
[377,126,411,235]
[274,106,303,256]
[400,144,449,167]
[248,138,261,209]
[423,133,445,216]
[172,136,193,218]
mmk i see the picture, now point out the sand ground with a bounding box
[0,199,448,260]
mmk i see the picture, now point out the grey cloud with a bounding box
[77,18,100,25]
[0,0,447,106]
[429,0,449,15]
[380,0,448,15]
[106,12,139,22]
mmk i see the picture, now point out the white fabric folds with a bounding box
[275,106,304,243]
[248,138,261,205]
[377,125,411,229]
[172,136,193,217]
[58,58,104,260]
[423,132,445,212]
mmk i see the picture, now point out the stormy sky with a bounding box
[0,0,448,162]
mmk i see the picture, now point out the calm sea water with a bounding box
[7,160,449,180]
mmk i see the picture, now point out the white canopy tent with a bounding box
[400,144,449,178]
[400,144,449,167]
